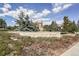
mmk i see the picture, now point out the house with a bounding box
[33,20,43,31]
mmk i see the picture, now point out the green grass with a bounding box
[0,31,23,55]
[0,31,12,55]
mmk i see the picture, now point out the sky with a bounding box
[0,3,79,26]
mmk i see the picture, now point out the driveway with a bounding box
[61,42,79,56]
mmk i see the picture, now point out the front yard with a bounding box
[0,31,79,56]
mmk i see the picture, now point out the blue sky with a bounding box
[0,3,79,26]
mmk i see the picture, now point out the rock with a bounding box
[10,37,18,41]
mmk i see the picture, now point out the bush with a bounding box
[60,32,67,34]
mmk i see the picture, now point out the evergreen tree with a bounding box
[77,20,79,31]
[43,25,51,31]
[50,21,58,31]
[72,21,77,32]
[0,18,7,29]
[16,11,38,31]
[62,16,70,32]
[62,16,77,33]
[44,21,58,31]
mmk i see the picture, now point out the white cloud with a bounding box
[1,3,11,13]
[0,6,36,19]
[41,18,52,25]
[33,18,52,25]
[0,4,51,18]
[54,3,63,8]
[52,3,73,13]
[33,13,43,18]
[0,10,15,17]
[63,4,72,9]
[27,10,36,17]
[4,3,11,9]
[56,20,63,26]
[0,5,51,25]
[12,7,36,20]
[52,6,62,13]
[42,9,51,16]
[33,9,51,18]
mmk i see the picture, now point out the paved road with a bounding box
[61,42,79,56]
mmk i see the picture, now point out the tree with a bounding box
[44,21,58,31]
[7,26,17,30]
[16,11,38,31]
[43,25,51,31]
[62,16,70,32]
[62,16,77,33]
[77,20,79,31]
[72,21,78,32]
[49,21,58,31]
[0,18,7,29]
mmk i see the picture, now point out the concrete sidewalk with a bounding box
[61,42,79,56]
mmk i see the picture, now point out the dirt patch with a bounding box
[2,32,78,56]
[17,35,79,56]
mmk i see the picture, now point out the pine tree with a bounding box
[0,18,7,29]
[44,21,58,31]
[62,16,77,33]
[16,11,38,31]
[50,21,58,31]
[62,16,70,32]
[77,20,79,31]
[72,21,77,32]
